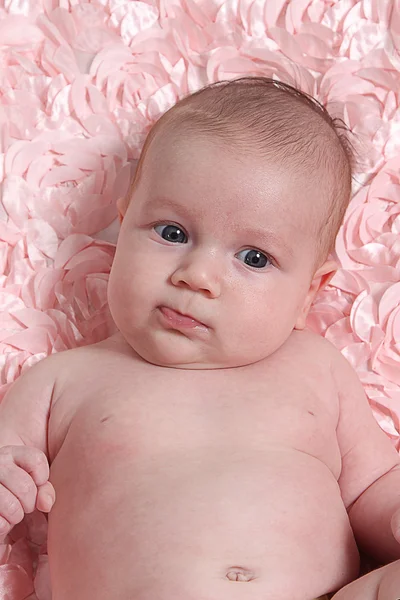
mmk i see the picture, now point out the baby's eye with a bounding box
[236,248,270,269]
[154,224,188,244]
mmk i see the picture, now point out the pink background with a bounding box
[0,0,399,597]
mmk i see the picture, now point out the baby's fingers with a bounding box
[36,482,56,513]
[0,445,49,487]
[0,464,38,515]
[0,483,25,531]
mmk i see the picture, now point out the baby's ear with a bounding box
[294,259,338,330]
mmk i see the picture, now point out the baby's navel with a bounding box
[225,566,256,582]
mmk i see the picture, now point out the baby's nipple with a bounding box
[225,567,256,582]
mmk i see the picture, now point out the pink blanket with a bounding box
[0,1,399,597]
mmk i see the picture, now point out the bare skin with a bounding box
[332,560,400,600]
[44,329,360,600]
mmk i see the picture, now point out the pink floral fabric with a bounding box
[0,0,399,597]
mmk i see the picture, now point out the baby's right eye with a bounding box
[154,224,188,244]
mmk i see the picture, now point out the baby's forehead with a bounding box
[147,117,338,183]
[145,128,329,201]
[140,134,323,241]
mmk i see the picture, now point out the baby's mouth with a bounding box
[158,306,208,331]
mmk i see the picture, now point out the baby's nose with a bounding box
[170,252,221,298]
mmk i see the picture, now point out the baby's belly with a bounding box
[48,442,359,600]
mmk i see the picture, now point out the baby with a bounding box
[1,76,400,600]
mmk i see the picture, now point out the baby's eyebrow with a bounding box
[239,226,293,258]
[144,197,190,216]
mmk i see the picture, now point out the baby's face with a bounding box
[108,134,335,369]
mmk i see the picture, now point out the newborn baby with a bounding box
[1,77,400,600]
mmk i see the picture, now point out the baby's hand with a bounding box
[0,445,56,537]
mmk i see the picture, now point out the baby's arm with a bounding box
[332,560,400,600]
[333,350,400,563]
[0,356,58,534]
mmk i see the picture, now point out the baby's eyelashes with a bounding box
[154,224,188,244]
[236,249,270,269]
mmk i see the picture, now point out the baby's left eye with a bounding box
[154,224,187,244]
[236,249,270,269]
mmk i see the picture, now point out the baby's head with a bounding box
[108,77,354,369]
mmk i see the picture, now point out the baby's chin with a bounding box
[131,344,230,370]
[122,332,263,370]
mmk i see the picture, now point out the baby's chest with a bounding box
[50,362,340,478]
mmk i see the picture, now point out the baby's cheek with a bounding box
[108,265,135,324]
[233,297,289,353]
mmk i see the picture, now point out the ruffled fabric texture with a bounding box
[0,0,400,597]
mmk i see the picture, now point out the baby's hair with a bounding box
[128,76,355,269]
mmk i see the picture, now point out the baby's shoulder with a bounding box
[32,336,121,385]
[287,327,341,363]
[53,337,122,371]
[296,329,360,390]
